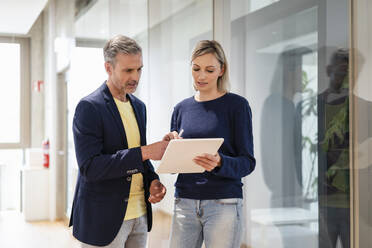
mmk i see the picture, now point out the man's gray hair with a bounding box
[103,35,142,66]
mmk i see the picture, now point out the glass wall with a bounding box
[67,0,213,220]
[145,0,213,213]
[66,0,148,216]
[66,46,106,216]
[146,0,213,137]
[230,0,350,247]
[64,0,372,247]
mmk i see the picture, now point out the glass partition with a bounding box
[230,0,350,247]
[146,0,213,140]
[145,0,213,216]
[63,1,372,248]
[66,0,149,216]
[65,46,106,216]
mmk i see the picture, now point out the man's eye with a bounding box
[193,68,200,71]
[207,70,214,73]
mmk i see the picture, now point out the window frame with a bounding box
[0,36,31,149]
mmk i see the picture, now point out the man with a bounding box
[69,35,168,247]
[318,48,350,248]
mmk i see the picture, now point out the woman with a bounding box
[167,40,256,248]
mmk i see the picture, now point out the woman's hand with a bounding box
[193,153,221,172]
[162,131,183,141]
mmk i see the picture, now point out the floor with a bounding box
[0,210,172,248]
[0,210,251,248]
[148,210,173,248]
[0,211,80,248]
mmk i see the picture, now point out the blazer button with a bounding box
[127,177,131,182]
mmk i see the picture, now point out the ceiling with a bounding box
[75,0,196,40]
[0,0,48,35]
[0,0,198,39]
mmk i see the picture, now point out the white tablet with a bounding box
[156,138,224,174]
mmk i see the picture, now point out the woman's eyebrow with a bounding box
[192,64,216,68]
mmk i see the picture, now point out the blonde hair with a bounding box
[191,40,230,92]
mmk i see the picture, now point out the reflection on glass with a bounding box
[231,0,280,19]
[318,49,350,248]
[301,51,318,203]
[75,0,148,41]
[75,0,109,40]
[146,0,213,139]
[145,2,213,246]
[0,43,20,143]
[231,0,349,247]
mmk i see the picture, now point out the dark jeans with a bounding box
[319,207,350,248]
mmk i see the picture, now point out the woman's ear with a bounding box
[219,64,225,77]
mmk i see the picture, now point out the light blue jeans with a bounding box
[80,215,147,248]
[169,198,243,248]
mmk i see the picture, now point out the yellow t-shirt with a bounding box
[114,97,146,220]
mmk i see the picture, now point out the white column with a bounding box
[44,0,57,221]
[213,0,231,61]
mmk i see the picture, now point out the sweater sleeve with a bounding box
[212,101,256,179]
[170,107,179,132]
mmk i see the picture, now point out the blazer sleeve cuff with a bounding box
[118,147,145,175]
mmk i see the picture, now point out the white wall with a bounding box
[28,14,45,148]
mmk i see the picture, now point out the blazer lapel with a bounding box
[101,82,128,148]
[128,94,146,146]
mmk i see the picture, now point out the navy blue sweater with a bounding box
[171,93,256,199]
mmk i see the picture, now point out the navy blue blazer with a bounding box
[69,82,159,246]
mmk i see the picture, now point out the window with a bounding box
[0,43,21,143]
[0,37,30,212]
[0,37,30,148]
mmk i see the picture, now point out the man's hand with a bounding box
[148,179,166,204]
[193,153,221,172]
[141,141,169,161]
